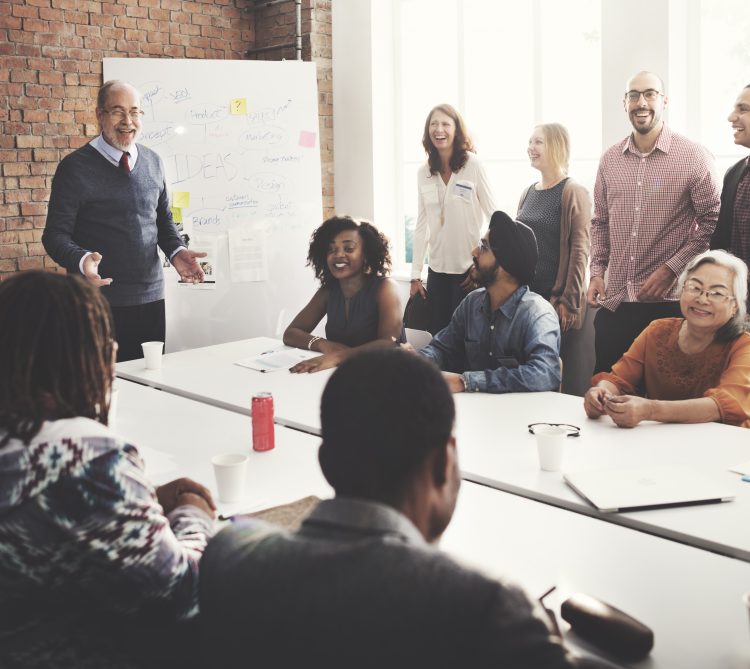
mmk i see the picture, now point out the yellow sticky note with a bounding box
[173,192,190,208]
[230,98,247,115]
[171,207,182,223]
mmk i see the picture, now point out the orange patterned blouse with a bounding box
[592,318,750,428]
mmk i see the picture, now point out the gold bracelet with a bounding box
[307,335,321,351]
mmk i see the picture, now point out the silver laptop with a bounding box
[564,465,736,513]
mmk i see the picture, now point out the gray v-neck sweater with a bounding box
[43,143,183,307]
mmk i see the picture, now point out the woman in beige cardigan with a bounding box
[517,123,591,333]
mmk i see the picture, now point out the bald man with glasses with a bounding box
[43,80,206,361]
[586,70,721,376]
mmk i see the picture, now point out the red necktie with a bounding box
[119,152,131,173]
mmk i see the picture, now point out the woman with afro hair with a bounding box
[283,216,404,373]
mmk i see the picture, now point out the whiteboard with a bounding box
[103,58,323,351]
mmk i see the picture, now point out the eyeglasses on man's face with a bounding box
[477,239,492,255]
[681,281,735,304]
[102,108,145,121]
[625,89,663,103]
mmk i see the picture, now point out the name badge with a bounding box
[453,180,474,202]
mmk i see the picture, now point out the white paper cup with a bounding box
[212,453,249,503]
[107,386,119,431]
[534,425,567,472]
[142,341,164,370]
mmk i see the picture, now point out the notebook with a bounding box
[563,465,736,513]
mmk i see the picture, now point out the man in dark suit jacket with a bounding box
[200,350,604,669]
[711,84,750,295]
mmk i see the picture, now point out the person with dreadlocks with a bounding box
[0,271,216,668]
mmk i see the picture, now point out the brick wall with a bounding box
[0,0,333,278]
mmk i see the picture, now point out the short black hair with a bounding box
[307,216,392,287]
[319,349,455,502]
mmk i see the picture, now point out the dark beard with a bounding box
[474,262,499,287]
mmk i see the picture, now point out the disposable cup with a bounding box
[534,425,567,472]
[142,341,164,370]
[212,453,249,503]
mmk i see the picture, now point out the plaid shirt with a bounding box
[590,125,720,310]
[730,157,750,271]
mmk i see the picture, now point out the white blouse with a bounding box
[411,152,496,279]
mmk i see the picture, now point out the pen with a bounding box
[741,475,750,483]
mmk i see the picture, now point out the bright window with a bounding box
[395,0,602,269]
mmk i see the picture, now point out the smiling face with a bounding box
[527,128,548,172]
[728,87,750,149]
[96,83,142,152]
[428,110,456,154]
[326,229,366,281]
[624,72,667,136]
[680,262,738,334]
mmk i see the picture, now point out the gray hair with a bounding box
[677,250,749,341]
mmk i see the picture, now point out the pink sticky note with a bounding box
[299,130,317,148]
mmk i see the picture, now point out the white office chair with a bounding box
[405,328,432,349]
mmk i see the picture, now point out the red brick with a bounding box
[23,17,50,31]
[32,188,51,201]
[164,44,184,57]
[39,7,64,21]
[125,5,147,17]
[7,217,33,230]
[0,15,23,29]
[0,231,20,243]
[4,190,31,203]
[18,256,46,270]
[20,203,47,216]
[3,163,30,176]
[19,176,47,189]
[0,201,21,217]
[0,260,19,272]
[27,242,46,255]
[114,15,137,28]
[12,5,39,19]
[37,98,62,111]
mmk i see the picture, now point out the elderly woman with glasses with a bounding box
[584,250,750,428]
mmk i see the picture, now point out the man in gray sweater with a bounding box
[200,349,606,669]
[43,80,205,361]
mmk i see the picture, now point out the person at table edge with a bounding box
[584,250,750,428]
[200,349,601,668]
[418,211,561,393]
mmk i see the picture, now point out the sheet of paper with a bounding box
[178,236,218,289]
[230,97,247,115]
[234,347,317,373]
[228,226,268,282]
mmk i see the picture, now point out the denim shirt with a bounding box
[419,286,561,393]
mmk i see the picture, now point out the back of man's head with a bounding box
[319,349,455,503]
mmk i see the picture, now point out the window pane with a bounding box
[699,0,750,177]
[399,0,460,164]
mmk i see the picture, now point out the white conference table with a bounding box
[114,378,332,516]
[117,337,328,434]
[117,337,750,561]
[444,482,750,669]
[114,379,750,668]
[454,391,750,561]
[114,379,750,667]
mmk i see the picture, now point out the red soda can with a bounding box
[252,392,275,451]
